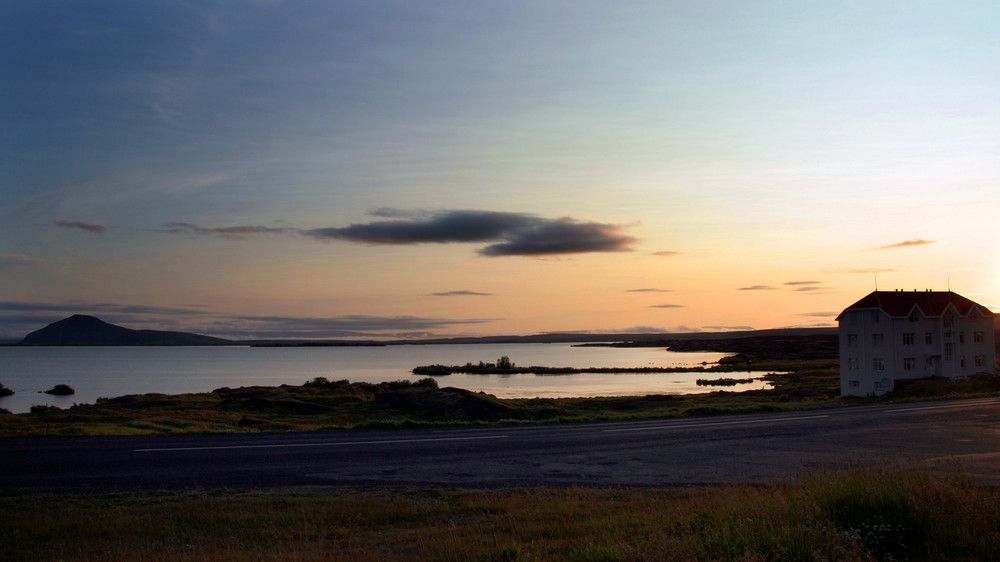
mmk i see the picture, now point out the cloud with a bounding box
[784,281,821,286]
[626,288,673,293]
[549,326,674,334]
[0,254,40,271]
[702,325,755,331]
[212,314,495,339]
[155,222,292,239]
[873,239,935,250]
[0,301,206,316]
[793,286,836,294]
[738,285,776,291]
[649,304,685,309]
[849,268,895,274]
[304,209,638,256]
[799,311,838,317]
[651,250,680,256]
[55,220,106,234]
[432,291,494,297]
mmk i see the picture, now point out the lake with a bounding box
[0,344,771,413]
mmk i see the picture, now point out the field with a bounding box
[3,466,1000,561]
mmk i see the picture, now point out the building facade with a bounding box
[837,290,996,397]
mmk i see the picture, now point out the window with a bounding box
[849,380,860,388]
[960,357,966,368]
[847,334,858,347]
[909,311,920,322]
[873,358,886,371]
[848,358,859,371]
[976,355,986,368]
[903,333,914,346]
[974,331,984,344]
[944,330,953,340]
[925,332,933,345]
[944,313,954,328]
[959,332,965,344]
[872,311,880,324]
[903,357,915,371]
[944,343,953,361]
[872,333,884,347]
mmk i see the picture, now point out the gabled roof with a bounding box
[837,291,994,320]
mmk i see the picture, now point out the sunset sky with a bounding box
[2,1,998,340]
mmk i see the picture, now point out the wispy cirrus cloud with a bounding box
[55,220,106,234]
[0,254,40,271]
[784,281,821,286]
[651,250,680,256]
[209,314,496,339]
[626,288,673,293]
[154,222,293,239]
[0,301,209,317]
[873,239,935,250]
[738,285,777,291]
[848,268,895,274]
[799,311,838,317]
[305,209,639,256]
[649,304,685,309]
[431,290,494,297]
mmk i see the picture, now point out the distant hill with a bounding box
[19,315,234,346]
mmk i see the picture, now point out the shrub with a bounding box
[44,384,75,395]
[414,377,439,389]
[0,382,13,397]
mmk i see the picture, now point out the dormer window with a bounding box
[944,312,954,328]
[909,311,920,322]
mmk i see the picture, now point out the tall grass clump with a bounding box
[684,485,858,561]
[807,466,1000,560]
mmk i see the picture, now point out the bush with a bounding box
[0,382,13,397]
[44,384,75,395]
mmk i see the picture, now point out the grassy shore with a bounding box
[4,353,1000,437]
[3,466,999,561]
[0,354,839,436]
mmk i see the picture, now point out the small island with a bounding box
[412,355,765,376]
[43,384,75,396]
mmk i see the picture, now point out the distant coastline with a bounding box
[10,314,837,347]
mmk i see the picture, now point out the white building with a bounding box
[837,290,996,397]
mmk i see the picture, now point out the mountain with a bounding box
[19,315,234,346]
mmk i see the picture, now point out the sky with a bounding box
[2,1,999,340]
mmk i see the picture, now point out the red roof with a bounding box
[837,291,994,320]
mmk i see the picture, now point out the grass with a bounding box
[2,466,998,561]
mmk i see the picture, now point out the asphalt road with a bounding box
[3,397,1000,495]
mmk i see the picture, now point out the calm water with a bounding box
[0,344,770,413]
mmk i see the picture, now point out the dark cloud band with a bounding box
[304,210,638,256]
[55,220,106,234]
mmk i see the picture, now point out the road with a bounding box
[3,397,1000,494]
